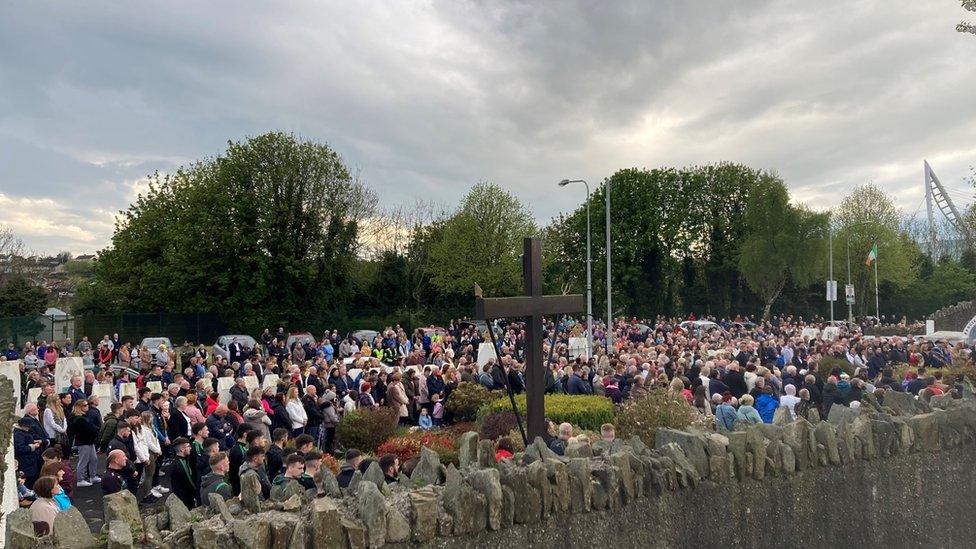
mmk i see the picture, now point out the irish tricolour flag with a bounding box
[865,244,878,266]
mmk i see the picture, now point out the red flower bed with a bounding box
[322,452,340,475]
[376,431,457,464]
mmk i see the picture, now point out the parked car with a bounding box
[286,332,316,349]
[348,330,379,346]
[140,337,173,359]
[213,335,258,361]
[458,321,502,338]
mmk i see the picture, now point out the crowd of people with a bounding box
[6,314,973,534]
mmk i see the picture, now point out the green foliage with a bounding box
[544,164,766,318]
[739,174,828,318]
[82,132,377,330]
[899,261,976,320]
[0,277,47,317]
[478,411,518,440]
[613,389,695,446]
[482,394,615,431]
[337,407,398,453]
[817,356,856,378]
[445,382,497,421]
[427,182,536,297]
[833,183,918,316]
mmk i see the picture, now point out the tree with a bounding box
[0,277,47,317]
[738,174,828,319]
[0,224,28,281]
[959,0,976,35]
[901,260,976,319]
[543,164,765,318]
[427,182,536,297]
[83,132,377,330]
[833,183,918,316]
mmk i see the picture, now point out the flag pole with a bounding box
[874,246,880,319]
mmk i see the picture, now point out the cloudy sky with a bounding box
[1,1,975,254]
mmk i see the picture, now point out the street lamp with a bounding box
[605,178,612,352]
[558,179,593,360]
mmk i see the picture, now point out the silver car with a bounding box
[213,335,257,361]
[140,337,173,359]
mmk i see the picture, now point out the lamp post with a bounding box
[558,179,592,360]
[605,178,612,352]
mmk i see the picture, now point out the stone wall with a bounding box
[0,375,17,546]
[8,389,976,548]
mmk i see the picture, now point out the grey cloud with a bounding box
[0,0,974,254]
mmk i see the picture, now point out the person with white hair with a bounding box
[779,384,801,419]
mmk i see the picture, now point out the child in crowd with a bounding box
[431,394,444,427]
[418,408,432,430]
[17,469,35,506]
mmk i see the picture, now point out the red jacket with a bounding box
[205,396,220,416]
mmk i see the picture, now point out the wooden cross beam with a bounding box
[474,237,585,441]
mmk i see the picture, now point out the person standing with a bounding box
[67,400,100,487]
[42,393,69,450]
[386,373,410,426]
[169,438,198,509]
[136,411,163,501]
[284,386,307,438]
[101,450,130,496]
[14,417,44,488]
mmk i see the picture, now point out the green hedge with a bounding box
[479,394,614,431]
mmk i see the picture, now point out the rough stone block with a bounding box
[656,428,709,479]
[310,498,344,549]
[357,481,388,548]
[53,506,97,549]
[458,431,479,468]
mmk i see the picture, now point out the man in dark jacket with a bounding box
[200,451,233,507]
[566,367,592,395]
[168,438,198,509]
[507,362,525,395]
[101,449,130,496]
[205,406,234,449]
[266,428,287,481]
[336,449,362,489]
[240,446,272,499]
[722,363,749,398]
[229,378,249,411]
[98,403,123,452]
[227,424,252,496]
[878,368,903,392]
[302,386,325,442]
[106,422,139,493]
[426,369,446,401]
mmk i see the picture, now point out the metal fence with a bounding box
[0,307,473,348]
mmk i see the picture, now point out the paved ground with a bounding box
[69,454,174,533]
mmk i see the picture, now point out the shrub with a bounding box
[479,411,518,440]
[376,431,458,466]
[337,407,398,453]
[446,382,497,421]
[817,356,856,378]
[481,394,615,431]
[614,389,696,447]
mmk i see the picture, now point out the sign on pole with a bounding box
[845,284,855,305]
[825,280,837,302]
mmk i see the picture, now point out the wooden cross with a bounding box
[475,237,585,441]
